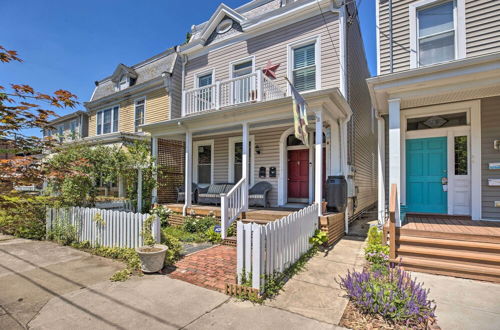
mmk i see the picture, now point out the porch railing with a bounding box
[182,71,286,116]
[236,203,319,292]
[220,178,246,240]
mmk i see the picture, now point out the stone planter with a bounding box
[136,244,168,273]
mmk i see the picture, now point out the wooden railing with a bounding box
[388,183,398,260]
[182,71,286,116]
[236,203,319,292]
[221,178,246,239]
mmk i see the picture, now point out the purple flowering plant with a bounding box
[339,263,436,327]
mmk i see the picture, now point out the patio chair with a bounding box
[248,181,272,207]
[176,183,199,204]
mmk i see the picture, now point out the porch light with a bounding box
[255,145,261,154]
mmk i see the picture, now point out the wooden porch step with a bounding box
[398,235,500,253]
[397,227,500,244]
[397,244,500,264]
[393,256,500,283]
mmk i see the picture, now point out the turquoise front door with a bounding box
[406,137,447,214]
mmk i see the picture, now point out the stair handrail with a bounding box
[389,184,398,260]
[221,177,246,240]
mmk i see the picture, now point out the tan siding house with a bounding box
[143,0,377,237]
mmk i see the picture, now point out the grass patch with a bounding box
[162,226,208,243]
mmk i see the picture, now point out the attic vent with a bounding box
[216,19,232,34]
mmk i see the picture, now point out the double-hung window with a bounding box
[134,98,145,132]
[416,1,456,66]
[69,119,79,139]
[292,43,317,92]
[96,106,119,135]
[197,72,213,111]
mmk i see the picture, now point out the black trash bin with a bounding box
[326,176,347,213]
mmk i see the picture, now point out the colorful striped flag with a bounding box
[287,78,309,147]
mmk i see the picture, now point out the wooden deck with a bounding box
[164,203,297,220]
[385,213,500,283]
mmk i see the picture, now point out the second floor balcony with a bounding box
[182,71,286,116]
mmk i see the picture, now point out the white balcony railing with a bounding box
[182,71,286,116]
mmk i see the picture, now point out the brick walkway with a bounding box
[168,245,237,292]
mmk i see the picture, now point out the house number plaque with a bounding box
[488,179,500,186]
[489,163,500,170]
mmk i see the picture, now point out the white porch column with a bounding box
[151,137,158,205]
[388,98,401,226]
[183,130,192,216]
[137,168,143,212]
[329,119,342,176]
[315,111,323,216]
[242,122,249,211]
[377,115,386,224]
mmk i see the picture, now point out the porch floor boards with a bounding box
[164,203,295,220]
[402,213,500,237]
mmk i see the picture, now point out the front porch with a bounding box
[385,209,500,283]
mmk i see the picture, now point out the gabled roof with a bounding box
[197,3,247,42]
[110,64,138,83]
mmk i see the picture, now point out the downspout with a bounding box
[181,54,188,118]
[389,0,393,73]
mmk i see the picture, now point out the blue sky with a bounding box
[1,0,375,137]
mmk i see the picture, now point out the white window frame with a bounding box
[194,69,215,88]
[193,139,214,187]
[409,0,465,69]
[287,35,322,95]
[229,56,255,78]
[134,97,147,132]
[69,119,79,139]
[96,105,119,136]
[228,135,255,186]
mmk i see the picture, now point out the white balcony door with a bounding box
[232,60,254,104]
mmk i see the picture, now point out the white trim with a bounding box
[96,104,120,136]
[193,139,215,186]
[228,135,255,185]
[400,100,481,219]
[286,35,322,94]
[133,96,147,132]
[194,68,216,88]
[338,5,347,97]
[388,98,401,226]
[409,0,465,69]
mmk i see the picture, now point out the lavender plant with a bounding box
[339,263,436,327]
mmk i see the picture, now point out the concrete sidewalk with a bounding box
[0,238,343,329]
[411,272,500,330]
[266,236,366,325]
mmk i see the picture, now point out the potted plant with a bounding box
[136,215,168,273]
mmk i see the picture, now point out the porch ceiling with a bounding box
[141,88,350,138]
[368,53,500,114]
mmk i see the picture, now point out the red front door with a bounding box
[288,149,309,200]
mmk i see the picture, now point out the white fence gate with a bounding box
[46,207,160,248]
[236,203,319,292]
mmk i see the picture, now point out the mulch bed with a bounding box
[339,301,440,330]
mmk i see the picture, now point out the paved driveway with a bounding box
[0,237,342,330]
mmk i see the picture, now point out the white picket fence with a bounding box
[236,203,319,292]
[46,207,160,248]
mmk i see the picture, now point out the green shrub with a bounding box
[0,195,55,240]
[309,230,328,247]
[161,232,183,265]
[204,226,222,243]
[162,226,206,243]
[151,205,172,227]
[365,226,390,271]
[183,216,217,233]
[47,216,78,245]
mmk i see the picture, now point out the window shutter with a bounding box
[293,44,316,92]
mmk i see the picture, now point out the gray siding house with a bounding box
[142,0,377,236]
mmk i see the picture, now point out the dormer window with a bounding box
[119,74,128,89]
[216,19,232,34]
[111,64,137,91]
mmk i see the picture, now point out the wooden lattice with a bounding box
[225,283,261,299]
[157,139,184,204]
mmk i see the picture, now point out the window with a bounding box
[134,98,145,132]
[96,106,119,135]
[69,119,79,139]
[233,141,252,182]
[194,140,213,186]
[198,73,213,87]
[232,61,253,78]
[118,74,128,90]
[406,112,467,131]
[56,124,64,142]
[292,43,316,92]
[454,136,468,175]
[416,1,456,66]
[232,59,254,104]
